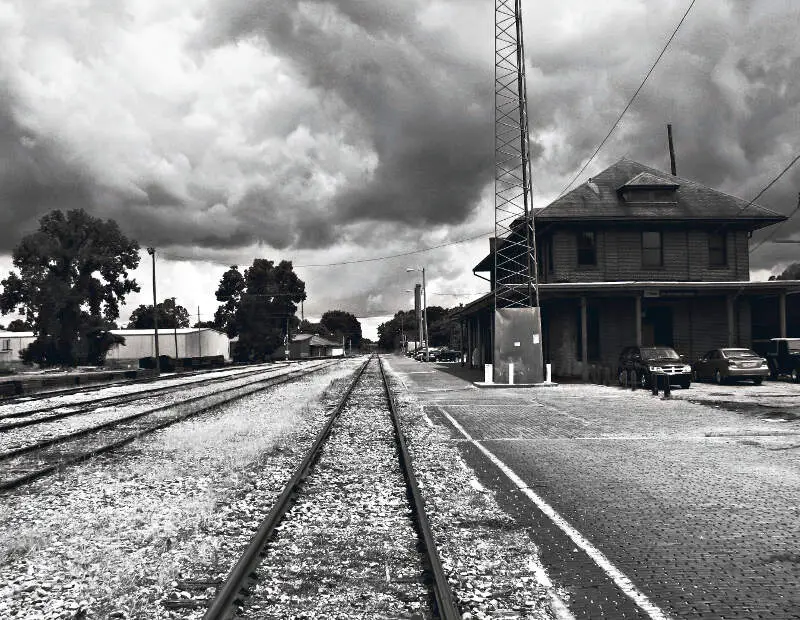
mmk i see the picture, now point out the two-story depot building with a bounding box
[456,158,800,381]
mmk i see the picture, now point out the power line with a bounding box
[159,231,492,269]
[750,190,800,255]
[556,0,698,198]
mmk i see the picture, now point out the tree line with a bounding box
[0,209,363,367]
[376,306,458,351]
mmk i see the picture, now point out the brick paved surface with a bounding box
[387,356,800,619]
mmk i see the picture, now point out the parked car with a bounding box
[436,348,461,362]
[752,338,800,381]
[617,346,692,388]
[692,348,769,384]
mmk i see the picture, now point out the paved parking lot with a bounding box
[388,357,800,619]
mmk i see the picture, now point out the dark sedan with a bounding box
[692,348,769,385]
[618,346,692,388]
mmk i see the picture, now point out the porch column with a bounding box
[467,319,473,368]
[635,295,642,346]
[779,292,787,338]
[726,295,735,347]
[580,296,588,380]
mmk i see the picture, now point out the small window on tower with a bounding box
[577,231,597,266]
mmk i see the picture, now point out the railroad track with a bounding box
[0,359,341,491]
[163,354,460,620]
[0,363,293,432]
[0,360,296,406]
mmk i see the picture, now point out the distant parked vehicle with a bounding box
[692,348,769,385]
[617,346,692,389]
[752,338,800,381]
[436,348,460,362]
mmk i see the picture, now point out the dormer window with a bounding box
[621,188,677,203]
[617,172,679,204]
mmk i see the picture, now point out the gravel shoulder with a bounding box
[383,358,559,620]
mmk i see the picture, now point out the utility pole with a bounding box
[422,267,429,362]
[146,247,160,375]
[285,317,290,361]
[172,301,179,361]
[197,306,202,358]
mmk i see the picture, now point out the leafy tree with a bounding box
[6,319,31,331]
[770,263,800,280]
[298,319,328,336]
[213,266,246,337]
[193,320,216,328]
[320,310,362,347]
[377,310,416,350]
[128,297,190,329]
[0,209,139,366]
[425,305,454,347]
[213,259,306,362]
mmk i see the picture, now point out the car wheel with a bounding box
[714,370,723,385]
[753,377,763,386]
[792,369,799,383]
[680,379,691,389]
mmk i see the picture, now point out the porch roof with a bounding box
[452,280,800,318]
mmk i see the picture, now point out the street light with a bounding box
[146,247,161,375]
[406,267,429,362]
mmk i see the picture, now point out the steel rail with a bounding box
[0,360,340,491]
[377,354,462,620]
[0,364,290,431]
[202,355,372,620]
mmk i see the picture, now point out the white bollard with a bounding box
[508,362,515,385]
[546,363,552,383]
[484,364,493,384]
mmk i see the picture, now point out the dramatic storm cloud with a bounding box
[0,0,798,330]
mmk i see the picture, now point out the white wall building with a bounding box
[106,328,231,364]
[0,331,36,370]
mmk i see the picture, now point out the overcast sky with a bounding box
[1,0,798,338]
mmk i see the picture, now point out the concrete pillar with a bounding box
[635,295,642,346]
[779,292,787,338]
[580,296,588,381]
[727,295,736,347]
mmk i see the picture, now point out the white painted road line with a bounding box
[436,406,674,620]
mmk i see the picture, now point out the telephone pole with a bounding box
[146,247,160,374]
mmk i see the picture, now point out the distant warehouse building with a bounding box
[106,328,231,367]
[290,333,345,358]
[0,328,231,370]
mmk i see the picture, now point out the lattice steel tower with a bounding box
[493,0,544,384]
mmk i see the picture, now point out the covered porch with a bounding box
[455,280,800,381]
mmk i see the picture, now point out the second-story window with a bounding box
[577,231,597,266]
[642,231,663,267]
[708,231,727,267]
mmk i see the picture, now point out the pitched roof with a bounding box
[535,158,785,226]
[291,333,341,347]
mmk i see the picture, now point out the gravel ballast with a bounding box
[237,359,429,619]
[0,360,358,619]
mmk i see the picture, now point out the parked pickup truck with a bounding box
[752,338,800,381]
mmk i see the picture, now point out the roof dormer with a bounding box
[617,171,679,204]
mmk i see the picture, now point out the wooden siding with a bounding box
[545,228,750,283]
